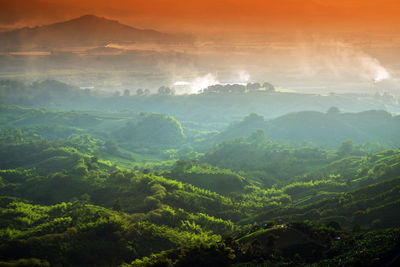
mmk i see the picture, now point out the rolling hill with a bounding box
[214,110,400,148]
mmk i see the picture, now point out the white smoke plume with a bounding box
[237,70,250,83]
[172,73,219,94]
[359,56,390,83]
[190,73,219,93]
[295,41,391,84]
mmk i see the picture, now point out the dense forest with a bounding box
[0,80,400,266]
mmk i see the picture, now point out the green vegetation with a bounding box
[0,79,399,266]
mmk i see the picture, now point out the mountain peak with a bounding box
[0,15,175,50]
[76,14,100,20]
[67,14,117,23]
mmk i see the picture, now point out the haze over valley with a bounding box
[1,1,400,266]
[1,14,400,95]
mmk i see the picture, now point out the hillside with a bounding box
[214,110,400,148]
[0,102,399,265]
[0,15,174,50]
[2,0,400,264]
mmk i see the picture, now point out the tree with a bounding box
[203,84,224,94]
[123,89,130,97]
[172,160,195,177]
[136,88,144,96]
[327,106,340,115]
[262,82,275,92]
[247,129,268,144]
[80,193,91,204]
[158,86,174,95]
[338,140,354,156]
[246,83,261,92]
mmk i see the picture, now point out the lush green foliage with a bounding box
[0,81,399,266]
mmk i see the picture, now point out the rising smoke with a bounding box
[295,40,391,84]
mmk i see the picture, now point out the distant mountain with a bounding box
[0,15,176,50]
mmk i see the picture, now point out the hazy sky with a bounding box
[1,0,399,93]
[1,0,400,34]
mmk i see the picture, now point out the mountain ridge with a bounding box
[0,14,176,50]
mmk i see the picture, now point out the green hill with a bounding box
[214,110,400,148]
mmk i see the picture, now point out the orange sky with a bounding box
[1,0,400,34]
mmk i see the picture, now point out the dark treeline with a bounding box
[1,79,399,125]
